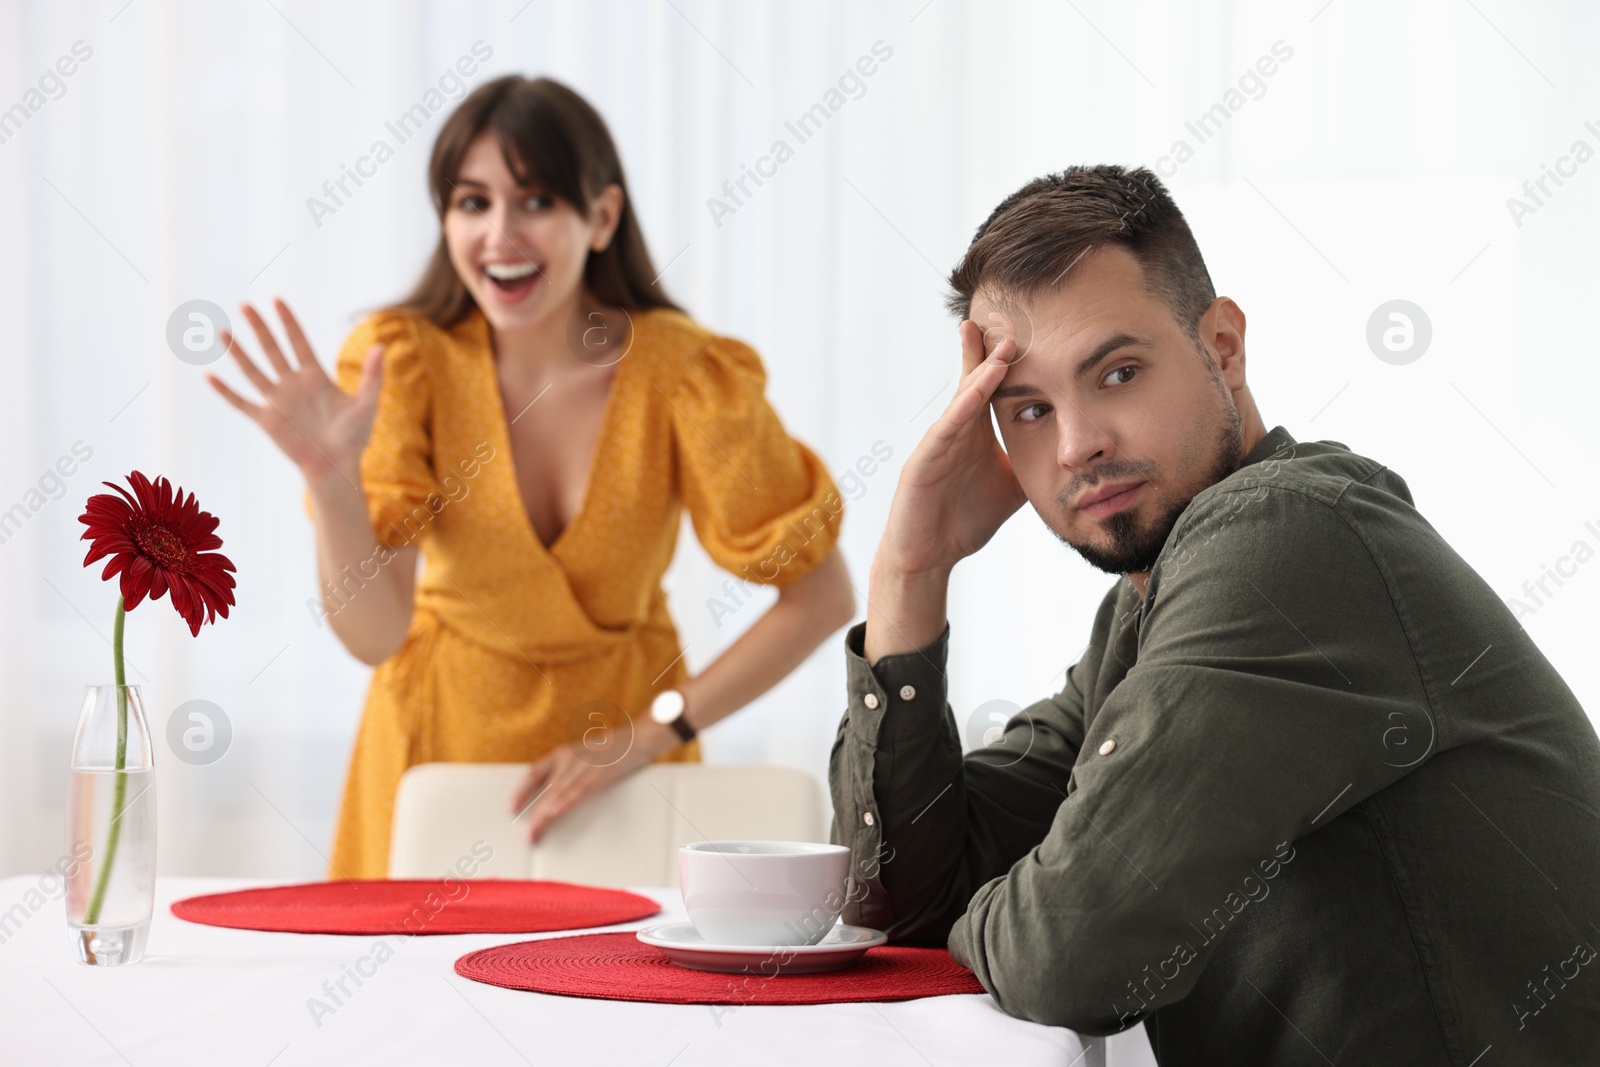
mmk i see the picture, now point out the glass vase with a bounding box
[65,684,157,966]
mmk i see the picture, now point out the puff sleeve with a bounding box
[301,312,440,548]
[670,335,842,588]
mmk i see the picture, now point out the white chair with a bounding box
[387,761,829,887]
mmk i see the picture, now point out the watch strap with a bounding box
[666,707,696,743]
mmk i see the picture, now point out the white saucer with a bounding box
[636,921,888,974]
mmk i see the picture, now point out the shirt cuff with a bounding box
[843,619,952,742]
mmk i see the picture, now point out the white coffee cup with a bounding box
[679,840,852,947]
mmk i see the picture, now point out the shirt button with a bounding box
[1098,738,1117,756]
[863,693,880,710]
[899,685,916,701]
[863,811,875,826]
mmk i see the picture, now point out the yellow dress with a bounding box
[306,305,843,879]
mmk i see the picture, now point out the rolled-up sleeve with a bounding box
[671,335,842,588]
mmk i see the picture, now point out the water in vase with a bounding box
[66,767,156,965]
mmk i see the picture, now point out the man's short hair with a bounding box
[946,165,1216,343]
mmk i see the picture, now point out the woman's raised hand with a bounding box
[206,298,385,483]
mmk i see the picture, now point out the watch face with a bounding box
[651,689,685,723]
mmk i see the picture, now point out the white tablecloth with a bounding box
[0,876,1118,1066]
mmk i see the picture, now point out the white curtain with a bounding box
[2,0,1596,881]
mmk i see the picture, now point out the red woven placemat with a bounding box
[171,880,661,935]
[454,931,985,1004]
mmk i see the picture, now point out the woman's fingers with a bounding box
[240,302,294,377]
[517,741,640,842]
[220,329,277,398]
[204,373,262,420]
[508,758,554,818]
[352,344,386,410]
[527,773,585,843]
[527,790,569,843]
[273,297,323,379]
[526,753,613,842]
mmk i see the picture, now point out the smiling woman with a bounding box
[208,76,856,880]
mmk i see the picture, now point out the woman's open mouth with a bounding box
[482,261,543,303]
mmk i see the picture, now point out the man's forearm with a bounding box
[862,555,951,662]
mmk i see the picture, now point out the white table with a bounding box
[0,876,1115,1066]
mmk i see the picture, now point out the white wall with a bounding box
[1,0,1595,881]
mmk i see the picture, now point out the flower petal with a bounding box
[81,472,235,630]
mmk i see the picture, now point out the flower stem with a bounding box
[82,597,130,927]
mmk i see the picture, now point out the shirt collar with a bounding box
[1124,423,1299,613]
[1238,424,1296,470]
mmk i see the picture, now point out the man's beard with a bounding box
[1055,396,1246,578]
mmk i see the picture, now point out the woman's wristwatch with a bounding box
[649,689,696,743]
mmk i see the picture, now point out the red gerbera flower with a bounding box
[79,471,237,636]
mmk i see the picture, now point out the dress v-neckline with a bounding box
[477,308,636,559]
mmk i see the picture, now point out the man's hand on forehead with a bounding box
[968,292,1035,364]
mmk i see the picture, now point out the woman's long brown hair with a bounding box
[390,75,682,328]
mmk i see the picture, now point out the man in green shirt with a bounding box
[829,165,1600,1064]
